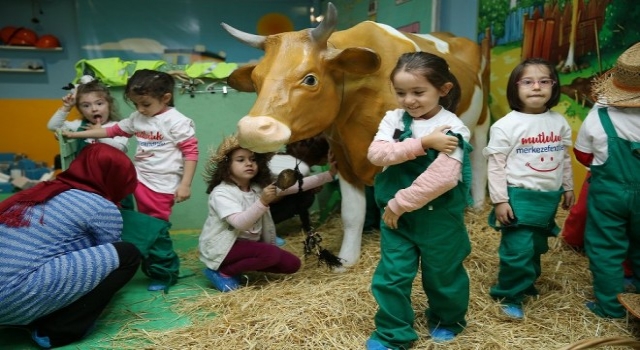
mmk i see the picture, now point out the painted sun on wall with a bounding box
[478,0,640,184]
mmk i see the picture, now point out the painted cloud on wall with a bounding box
[82,38,166,54]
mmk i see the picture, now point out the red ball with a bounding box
[8,28,38,46]
[0,26,17,44]
[35,34,60,48]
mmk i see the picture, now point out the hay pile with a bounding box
[107,206,640,349]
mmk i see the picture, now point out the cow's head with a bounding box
[222,2,380,152]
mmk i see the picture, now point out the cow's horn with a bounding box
[221,22,266,50]
[310,2,337,44]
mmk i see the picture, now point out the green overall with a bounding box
[584,108,640,318]
[488,186,562,306]
[120,209,180,292]
[369,113,471,349]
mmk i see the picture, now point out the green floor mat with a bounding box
[0,231,211,350]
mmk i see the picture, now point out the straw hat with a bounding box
[592,42,640,107]
[208,135,241,167]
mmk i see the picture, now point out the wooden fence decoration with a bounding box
[521,0,610,64]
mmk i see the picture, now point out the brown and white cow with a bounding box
[222,2,490,269]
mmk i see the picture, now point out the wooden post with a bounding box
[594,20,602,74]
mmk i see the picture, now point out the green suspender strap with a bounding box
[399,111,475,207]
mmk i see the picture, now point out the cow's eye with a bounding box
[302,74,317,86]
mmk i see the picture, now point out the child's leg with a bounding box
[219,240,301,276]
[584,196,628,318]
[134,182,174,221]
[419,213,471,334]
[133,183,179,289]
[369,225,420,349]
[490,227,538,307]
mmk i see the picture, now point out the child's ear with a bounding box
[440,82,454,96]
[162,92,172,104]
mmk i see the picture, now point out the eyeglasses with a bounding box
[517,79,556,88]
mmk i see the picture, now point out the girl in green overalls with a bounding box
[483,58,574,319]
[365,52,473,349]
[574,42,640,319]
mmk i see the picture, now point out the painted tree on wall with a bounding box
[558,0,581,73]
[599,0,640,51]
[478,0,546,46]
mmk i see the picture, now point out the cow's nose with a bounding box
[237,116,291,153]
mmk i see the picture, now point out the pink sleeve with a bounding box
[386,153,461,215]
[178,137,199,161]
[367,138,426,166]
[562,151,574,191]
[278,172,333,196]
[105,124,132,138]
[225,200,270,231]
[487,153,509,204]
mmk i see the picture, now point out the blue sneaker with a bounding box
[429,327,456,342]
[31,330,51,349]
[275,236,286,246]
[501,304,524,319]
[365,339,390,350]
[147,280,168,291]
[203,268,240,292]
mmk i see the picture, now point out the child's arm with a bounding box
[487,153,515,225]
[561,149,575,210]
[368,126,458,166]
[62,127,109,139]
[175,159,196,202]
[225,200,271,231]
[48,92,77,131]
[276,153,337,196]
[175,137,199,203]
[383,153,461,229]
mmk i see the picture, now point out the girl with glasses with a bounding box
[482,57,575,319]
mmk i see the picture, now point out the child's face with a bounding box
[77,92,110,124]
[229,148,258,187]
[517,64,555,114]
[393,70,452,119]
[129,93,171,117]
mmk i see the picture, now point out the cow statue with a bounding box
[222,2,490,270]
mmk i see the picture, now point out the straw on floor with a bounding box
[102,205,640,350]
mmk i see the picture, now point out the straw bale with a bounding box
[103,204,640,349]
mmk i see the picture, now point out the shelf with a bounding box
[0,68,45,73]
[0,45,62,51]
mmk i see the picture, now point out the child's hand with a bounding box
[60,130,76,138]
[382,206,400,229]
[420,125,458,153]
[562,190,575,210]
[260,184,278,206]
[175,184,191,203]
[83,123,102,131]
[495,202,515,226]
[61,93,75,111]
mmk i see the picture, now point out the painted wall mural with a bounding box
[478,0,640,187]
[75,0,310,64]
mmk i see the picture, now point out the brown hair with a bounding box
[390,51,461,112]
[204,136,274,194]
[124,69,175,107]
[75,80,121,122]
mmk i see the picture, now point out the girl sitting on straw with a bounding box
[198,135,337,292]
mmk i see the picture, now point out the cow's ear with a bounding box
[228,65,257,92]
[328,47,380,75]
